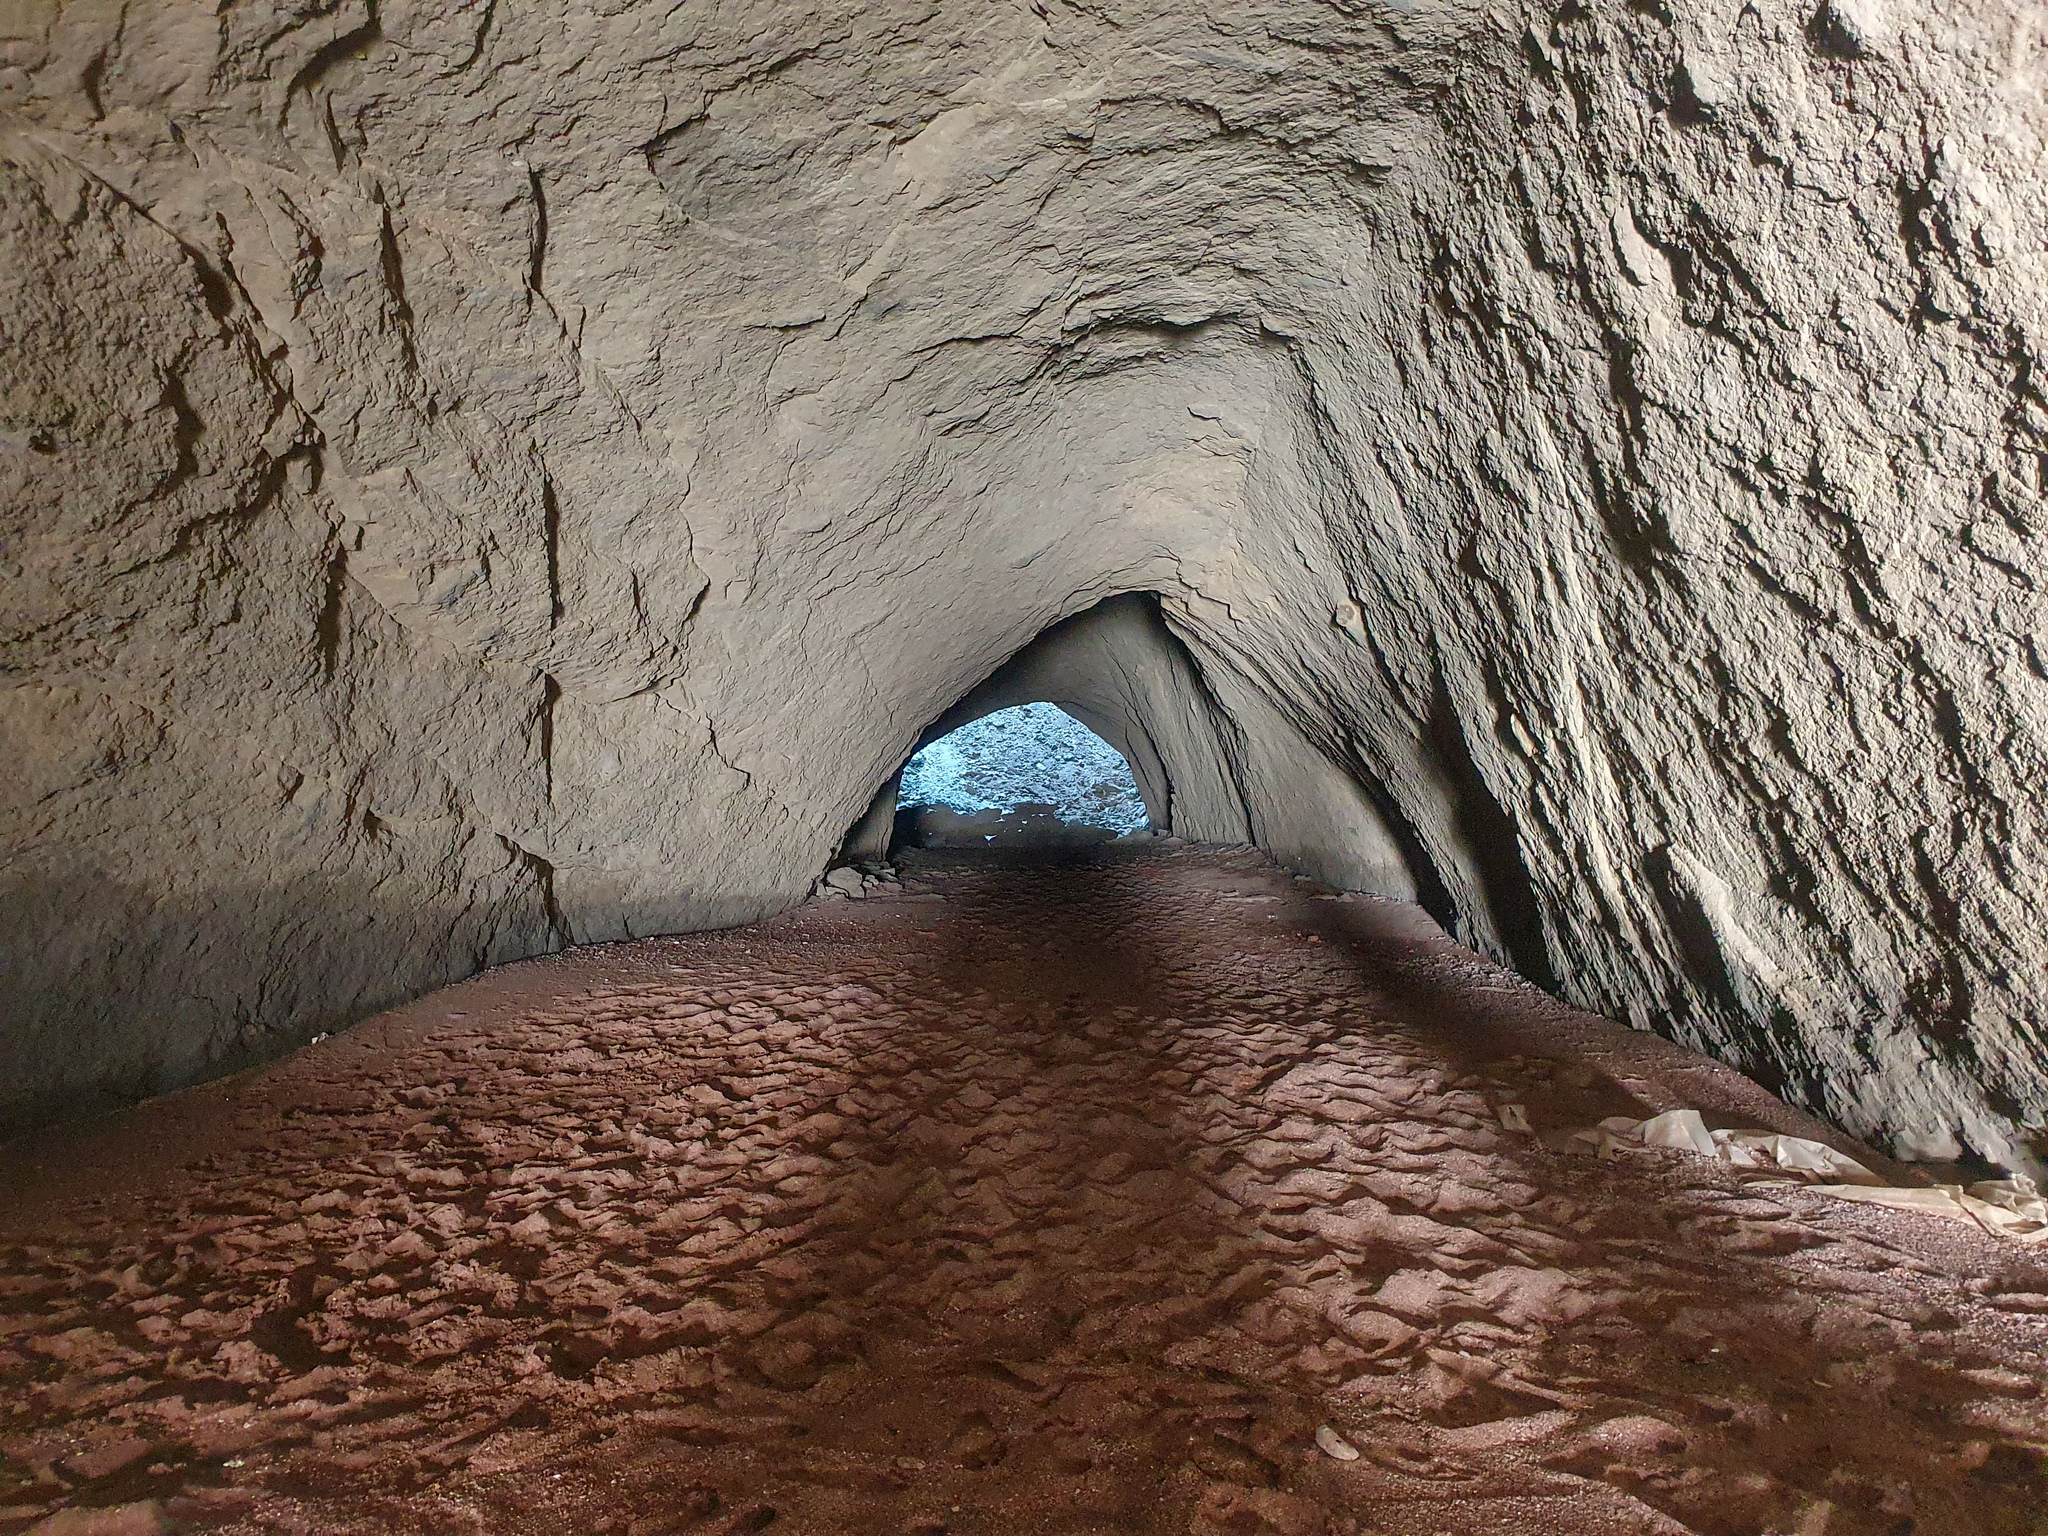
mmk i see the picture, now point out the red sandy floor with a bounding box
[2,845,2044,1535]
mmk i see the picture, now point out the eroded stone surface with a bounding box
[2,1,2045,1163]
[1,849,2043,1534]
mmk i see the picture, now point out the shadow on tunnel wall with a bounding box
[0,867,792,1143]
[1422,679,1561,996]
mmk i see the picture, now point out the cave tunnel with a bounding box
[4,0,2048,1530]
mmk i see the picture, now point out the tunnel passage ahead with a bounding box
[2,845,2043,1535]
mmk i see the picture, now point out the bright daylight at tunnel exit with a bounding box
[896,704,1152,845]
[2,1,2047,1533]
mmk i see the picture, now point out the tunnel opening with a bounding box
[896,702,1151,849]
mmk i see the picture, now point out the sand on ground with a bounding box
[2,845,2044,1535]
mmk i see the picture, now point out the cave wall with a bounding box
[2,0,2043,1164]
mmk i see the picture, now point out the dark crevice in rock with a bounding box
[1426,679,1559,995]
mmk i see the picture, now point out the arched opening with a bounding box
[831,592,1427,897]
[895,702,1150,847]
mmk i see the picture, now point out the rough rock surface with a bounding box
[2,847,2045,1535]
[3,1,2046,1162]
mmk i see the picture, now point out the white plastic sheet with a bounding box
[1640,1108,1718,1156]
[1713,1128,1886,1185]
[1580,1112,1879,1182]
[1576,1112,2048,1243]
[1812,1179,2048,1244]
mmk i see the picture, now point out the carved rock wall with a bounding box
[2,0,2043,1163]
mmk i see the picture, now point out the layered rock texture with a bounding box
[2,0,2044,1165]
